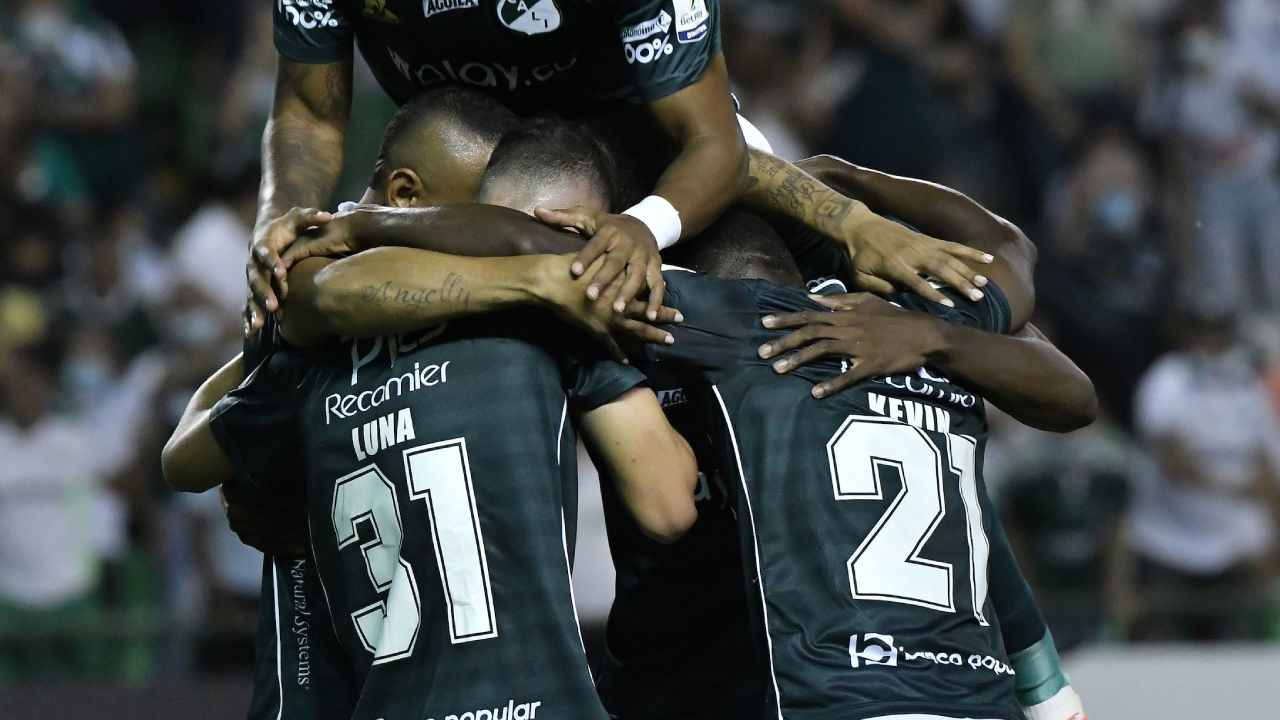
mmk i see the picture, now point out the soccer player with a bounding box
[266,130,1092,717]
[169,119,701,720]
[250,0,994,334]
[247,96,1089,717]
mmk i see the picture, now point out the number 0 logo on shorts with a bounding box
[497,0,561,35]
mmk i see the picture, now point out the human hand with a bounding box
[758,293,946,398]
[534,207,666,321]
[245,207,332,333]
[536,254,680,362]
[839,212,993,307]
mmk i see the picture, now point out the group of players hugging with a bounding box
[162,2,1097,720]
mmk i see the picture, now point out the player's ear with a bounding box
[386,168,425,208]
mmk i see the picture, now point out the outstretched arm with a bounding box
[162,355,243,493]
[759,295,1096,432]
[795,154,1036,329]
[741,150,994,308]
[579,388,699,543]
[277,249,677,356]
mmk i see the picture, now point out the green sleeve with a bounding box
[615,0,721,102]
[640,270,761,381]
[566,358,648,412]
[274,0,354,64]
[209,350,307,495]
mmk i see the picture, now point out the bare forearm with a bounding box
[257,115,345,236]
[255,59,351,240]
[346,205,583,256]
[932,323,1097,432]
[162,355,244,492]
[799,155,1030,262]
[654,132,748,238]
[301,248,560,338]
[742,149,874,241]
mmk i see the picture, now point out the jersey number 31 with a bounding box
[331,438,498,665]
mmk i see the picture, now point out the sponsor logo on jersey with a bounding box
[386,46,578,93]
[620,9,672,43]
[673,0,709,43]
[849,632,899,668]
[849,633,1016,678]
[497,0,561,35]
[280,0,342,30]
[362,0,399,23]
[657,387,687,408]
[426,697,543,720]
[327,358,451,424]
[624,34,675,65]
[288,559,313,688]
[423,0,479,19]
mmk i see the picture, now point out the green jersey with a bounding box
[595,361,761,720]
[212,314,645,720]
[639,270,1021,720]
[274,0,720,112]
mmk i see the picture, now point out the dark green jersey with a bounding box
[212,314,645,720]
[595,362,761,720]
[639,270,1021,720]
[274,0,720,112]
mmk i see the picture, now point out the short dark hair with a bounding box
[370,85,518,189]
[665,209,803,287]
[479,116,621,211]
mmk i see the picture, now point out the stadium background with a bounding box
[1,0,1278,717]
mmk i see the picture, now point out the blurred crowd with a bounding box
[1,0,1278,686]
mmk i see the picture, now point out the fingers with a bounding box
[770,339,841,374]
[572,232,611,280]
[940,241,995,265]
[614,317,674,346]
[291,207,333,227]
[927,259,983,302]
[615,255,649,313]
[813,362,874,399]
[853,271,895,295]
[643,256,665,321]
[899,268,955,308]
[758,324,833,359]
[246,263,278,314]
[535,207,599,236]
[583,236,627,299]
[624,300,682,323]
[253,239,287,297]
[760,311,830,331]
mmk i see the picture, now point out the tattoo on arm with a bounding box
[358,274,472,312]
[747,150,859,235]
[257,60,352,232]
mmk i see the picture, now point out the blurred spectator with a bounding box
[1143,0,1280,317]
[1128,309,1280,641]
[0,342,164,682]
[992,409,1141,651]
[176,489,261,672]
[8,0,138,206]
[1038,125,1168,423]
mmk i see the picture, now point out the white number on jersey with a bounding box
[330,437,497,665]
[827,416,989,623]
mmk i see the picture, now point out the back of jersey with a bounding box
[217,317,641,720]
[646,271,1020,720]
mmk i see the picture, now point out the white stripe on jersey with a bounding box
[712,385,784,720]
[272,562,284,720]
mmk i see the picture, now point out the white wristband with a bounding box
[623,195,682,251]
